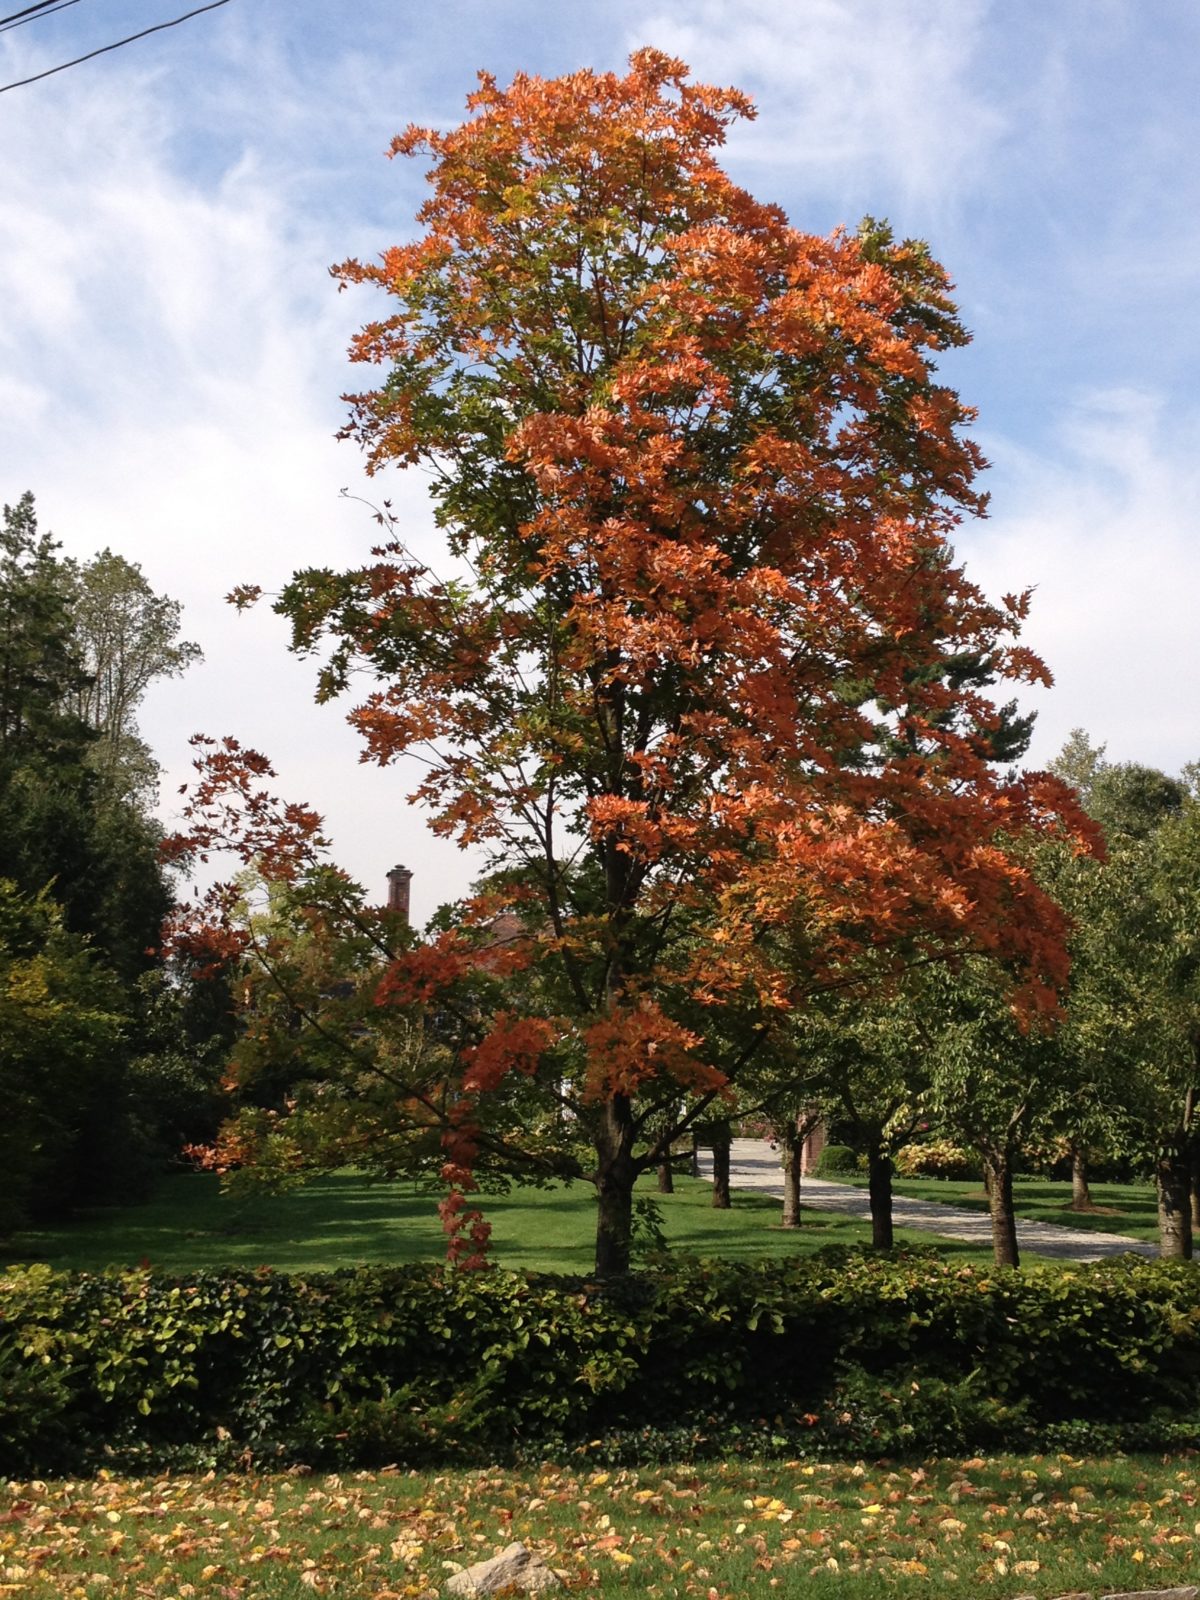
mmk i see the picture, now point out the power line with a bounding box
[0,1,85,37]
[0,0,231,93]
[0,0,78,27]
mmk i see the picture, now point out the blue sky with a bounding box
[2,0,1198,922]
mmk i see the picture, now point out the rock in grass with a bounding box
[1099,1589,1199,1600]
[943,1586,1197,1600]
[444,1541,561,1595]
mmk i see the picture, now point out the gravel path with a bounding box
[699,1138,1158,1262]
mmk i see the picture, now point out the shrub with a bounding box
[814,1144,858,1177]
[893,1139,979,1179]
[3,1253,1200,1475]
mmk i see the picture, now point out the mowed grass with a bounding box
[6,1453,1200,1598]
[7,1172,1004,1275]
[843,1175,1158,1244]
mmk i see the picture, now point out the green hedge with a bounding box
[4,1251,1200,1475]
[814,1143,860,1177]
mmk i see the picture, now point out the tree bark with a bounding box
[710,1118,731,1209]
[657,1158,674,1194]
[982,1150,1020,1268]
[780,1122,803,1228]
[1157,1146,1193,1260]
[593,1093,637,1278]
[1070,1143,1094,1212]
[867,1145,894,1251]
[1191,1143,1200,1234]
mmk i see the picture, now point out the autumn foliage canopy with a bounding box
[171,50,1094,1274]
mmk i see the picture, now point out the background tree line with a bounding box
[0,491,225,1234]
[773,730,1200,1265]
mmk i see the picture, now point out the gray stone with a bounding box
[1099,1589,1199,1600]
[444,1541,562,1596]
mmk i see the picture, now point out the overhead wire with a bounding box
[0,2,85,38]
[0,0,80,28]
[0,0,231,93]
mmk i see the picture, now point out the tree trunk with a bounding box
[867,1145,894,1251]
[780,1122,803,1228]
[1157,1147,1193,1260]
[1070,1143,1094,1212]
[594,1094,637,1278]
[1191,1143,1200,1234]
[657,1158,674,1194]
[982,1150,1020,1268]
[711,1118,731,1209]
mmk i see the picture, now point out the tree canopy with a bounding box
[173,52,1092,1275]
[0,493,213,1230]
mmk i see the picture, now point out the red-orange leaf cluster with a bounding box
[463,1012,556,1092]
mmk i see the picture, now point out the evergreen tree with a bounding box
[0,493,212,1224]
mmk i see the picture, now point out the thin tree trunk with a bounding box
[657,1102,679,1192]
[867,1144,894,1251]
[1157,1146,1193,1260]
[982,1150,1020,1268]
[1070,1143,1094,1212]
[594,1094,636,1278]
[711,1119,731,1209]
[780,1122,803,1228]
[1190,1142,1200,1234]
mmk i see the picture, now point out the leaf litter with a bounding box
[2,1454,1199,1598]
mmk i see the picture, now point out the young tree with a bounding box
[63,548,202,803]
[773,1103,825,1230]
[798,982,930,1251]
[1048,739,1199,1256]
[177,53,1090,1276]
[922,957,1070,1269]
[1132,797,1200,1258]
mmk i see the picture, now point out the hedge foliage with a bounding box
[4,1251,1200,1475]
[813,1144,860,1177]
[893,1140,980,1180]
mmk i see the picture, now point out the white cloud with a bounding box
[964,388,1200,775]
[0,48,479,923]
[629,0,1003,211]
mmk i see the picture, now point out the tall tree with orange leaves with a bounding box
[176,51,1093,1276]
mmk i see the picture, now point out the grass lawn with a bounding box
[843,1175,1159,1244]
[5,1453,1200,1598]
[6,1172,1007,1275]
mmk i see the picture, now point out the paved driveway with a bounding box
[699,1138,1158,1262]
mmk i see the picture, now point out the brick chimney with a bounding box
[386,864,413,925]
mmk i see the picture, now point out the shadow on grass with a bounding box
[9,1172,447,1274]
[846,1175,1159,1243]
[9,1171,1005,1276]
[1017,1181,1158,1239]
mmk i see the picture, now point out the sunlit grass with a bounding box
[4,1453,1200,1597]
[842,1175,1159,1243]
[8,1171,1007,1275]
